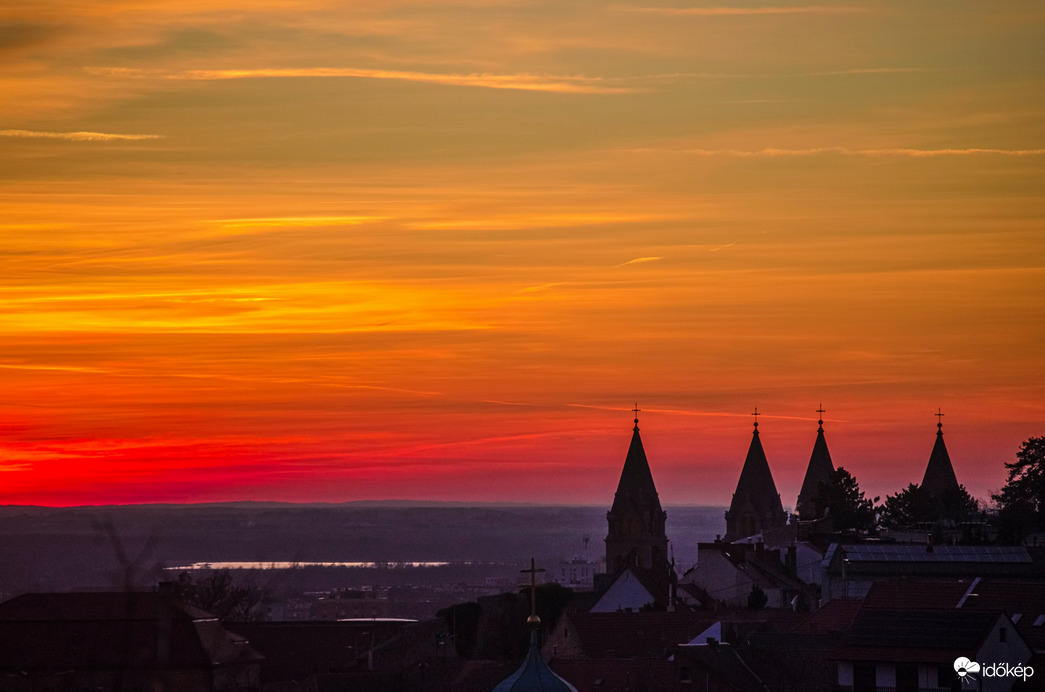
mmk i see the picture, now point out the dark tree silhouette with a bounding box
[172,569,268,622]
[880,482,979,528]
[813,467,878,533]
[937,484,981,523]
[436,601,482,658]
[438,583,573,660]
[993,436,1045,542]
[879,483,935,528]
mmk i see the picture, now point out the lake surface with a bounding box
[165,561,452,570]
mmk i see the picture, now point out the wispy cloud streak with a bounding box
[623,6,866,16]
[86,67,633,94]
[639,146,1045,157]
[809,67,948,75]
[0,129,163,141]
[617,256,662,267]
[0,363,108,374]
[213,216,385,229]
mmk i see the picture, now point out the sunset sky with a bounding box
[1,0,1043,507]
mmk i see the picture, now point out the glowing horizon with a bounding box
[1,0,1043,508]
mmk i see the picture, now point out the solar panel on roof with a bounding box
[841,544,1032,563]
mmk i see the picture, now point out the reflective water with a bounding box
[164,561,451,570]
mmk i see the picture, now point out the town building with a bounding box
[834,608,1028,692]
[820,544,1043,601]
[0,590,262,692]
[679,542,814,610]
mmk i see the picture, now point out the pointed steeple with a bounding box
[724,409,787,542]
[921,409,960,499]
[609,411,662,519]
[605,406,668,575]
[796,406,835,521]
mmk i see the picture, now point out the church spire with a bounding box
[492,558,577,692]
[605,407,668,574]
[921,408,960,499]
[724,409,787,542]
[609,408,661,520]
[796,405,835,521]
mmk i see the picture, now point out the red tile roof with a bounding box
[862,577,970,610]
[792,597,863,634]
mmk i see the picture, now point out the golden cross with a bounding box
[520,557,545,620]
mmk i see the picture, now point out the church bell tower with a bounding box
[724,409,787,542]
[605,407,670,574]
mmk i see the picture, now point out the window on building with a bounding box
[896,664,918,692]
[853,664,876,692]
[938,664,962,692]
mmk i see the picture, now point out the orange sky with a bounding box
[1,0,1043,507]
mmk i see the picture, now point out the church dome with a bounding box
[492,631,577,692]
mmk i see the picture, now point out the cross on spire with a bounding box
[752,407,760,429]
[520,557,545,628]
[936,408,945,432]
[816,404,826,430]
[632,403,641,430]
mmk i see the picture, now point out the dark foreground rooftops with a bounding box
[0,591,261,671]
[825,543,1033,564]
[836,608,1004,663]
[0,591,262,692]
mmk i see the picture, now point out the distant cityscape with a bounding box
[1,414,1042,691]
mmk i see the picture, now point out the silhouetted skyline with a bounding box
[1,1,1043,506]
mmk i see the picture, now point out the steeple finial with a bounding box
[752,407,760,430]
[495,558,578,692]
[935,408,944,435]
[632,403,641,431]
[816,404,826,432]
[521,557,545,629]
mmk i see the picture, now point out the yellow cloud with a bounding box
[408,213,669,231]
[645,146,1045,157]
[86,67,634,94]
[213,216,386,229]
[616,256,662,267]
[0,129,163,141]
[622,6,867,16]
